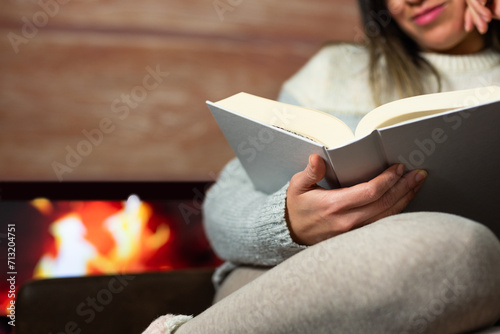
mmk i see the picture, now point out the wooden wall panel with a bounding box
[1,0,360,42]
[0,0,360,181]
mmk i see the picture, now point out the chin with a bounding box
[418,34,471,54]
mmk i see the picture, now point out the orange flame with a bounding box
[33,195,170,278]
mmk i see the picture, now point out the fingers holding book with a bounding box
[285,155,428,246]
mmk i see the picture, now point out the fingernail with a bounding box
[415,170,428,183]
[308,155,316,171]
[396,164,405,176]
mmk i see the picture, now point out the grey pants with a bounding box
[177,212,500,334]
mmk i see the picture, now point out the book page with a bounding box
[355,86,500,138]
[377,100,500,236]
[207,101,340,193]
[216,92,355,148]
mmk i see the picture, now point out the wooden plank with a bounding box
[0,29,319,181]
[0,0,361,181]
[1,0,360,43]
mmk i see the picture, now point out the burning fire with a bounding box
[1,193,220,317]
[32,195,171,278]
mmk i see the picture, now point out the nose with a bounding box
[387,0,425,12]
[387,0,426,14]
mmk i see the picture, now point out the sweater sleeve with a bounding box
[202,46,352,267]
[202,157,306,266]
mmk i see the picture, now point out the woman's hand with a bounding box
[465,0,500,34]
[285,154,427,246]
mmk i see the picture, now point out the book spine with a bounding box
[318,146,341,189]
[327,132,388,187]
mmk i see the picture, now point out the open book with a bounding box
[207,87,500,235]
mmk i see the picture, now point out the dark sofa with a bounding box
[16,268,215,334]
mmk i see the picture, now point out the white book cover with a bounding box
[207,91,500,237]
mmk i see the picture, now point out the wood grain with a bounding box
[0,0,360,181]
[1,0,360,42]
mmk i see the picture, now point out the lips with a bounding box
[413,3,446,25]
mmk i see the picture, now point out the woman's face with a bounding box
[386,0,484,54]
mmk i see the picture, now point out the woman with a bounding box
[144,0,500,332]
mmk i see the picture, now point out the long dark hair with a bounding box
[357,0,500,105]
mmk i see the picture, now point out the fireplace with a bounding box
[0,182,221,324]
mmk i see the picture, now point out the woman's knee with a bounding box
[370,212,500,279]
[374,212,500,256]
[372,212,500,329]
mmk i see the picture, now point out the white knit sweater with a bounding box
[202,43,500,286]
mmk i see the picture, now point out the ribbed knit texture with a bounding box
[203,43,500,287]
[203,158,307,286]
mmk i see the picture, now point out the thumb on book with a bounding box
[302,154,326,188]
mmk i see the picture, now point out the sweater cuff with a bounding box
[263,182,308,256]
